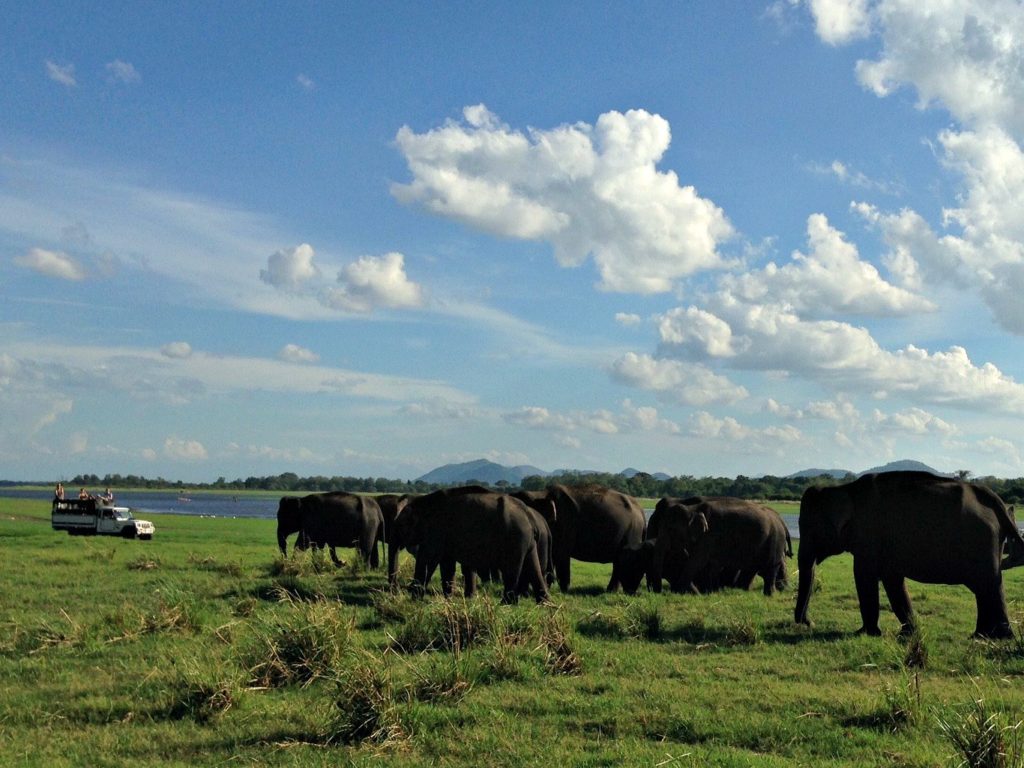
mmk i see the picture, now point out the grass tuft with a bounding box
[321,650,407,747]
[937,698,1024,768]
[535,608,582,676]
[389,597,497,653]
[239,598,353,688]
[623,597,663,641]
[409,652,473,704]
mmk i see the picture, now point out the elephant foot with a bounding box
[855,625,882,637]
[974,623,1014,640]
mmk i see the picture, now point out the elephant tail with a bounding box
[784,525,793,558]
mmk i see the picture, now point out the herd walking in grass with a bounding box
[277,470,1024,640]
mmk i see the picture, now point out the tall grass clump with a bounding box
[623,597,663,641]
[269,547,332,577]
[903,627,929,670]
[937,698,1024,768]
[320,650,407,748]
[535,608,582,676]
[389,596,499,653]
[161,653,240,724]
[239,599,353,688]
[409,651,473,704]
[880,670,923,732]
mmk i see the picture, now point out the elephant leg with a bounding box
[412,556,433,598]
[775,560,789,592]
[881,574,915,636]
[387,542,401,587]
[329,546,345,567]
[606,570,621,593]
[463,567,477,598]
[853,557,882,636]
[971,576,1012,639]
[501,569,521,604]
[555,549,571,593]
[525,547,549,603]
[440,559,456,597]
[367,533,380,569]
[761,563,780,596]
[735,567,756,591]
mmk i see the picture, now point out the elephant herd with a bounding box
[276,471,1024,639]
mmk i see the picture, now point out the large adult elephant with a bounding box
[396,487,549,603]
[649,496,791,596]
[794,471,1024,639]
[516,484,645,593]
[276,492,384,568]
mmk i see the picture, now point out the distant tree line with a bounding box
[69,472,443,494]
[63,470,1024,504]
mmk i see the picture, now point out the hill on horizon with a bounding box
[859,459,946,476]
[416,459,549,485]
[418,458,950,487]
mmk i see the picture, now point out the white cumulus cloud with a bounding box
[14,247,86,280]
[720,213,934,317]
[260,243,321,291]
[608,352,748,406]
[322,252,424,314]
[807,0,872,45]
[393,104,734,294]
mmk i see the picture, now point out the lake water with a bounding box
[1,488,282,519]
[1,488,802,537]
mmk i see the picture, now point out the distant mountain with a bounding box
[859,459,947,476]
[621,468,671,481]
[787,468,854,480]
[416,459,549,485]
[417,460,673,486]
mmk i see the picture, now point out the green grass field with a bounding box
[3,496,1024,767]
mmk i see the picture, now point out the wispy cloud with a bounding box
[106,59,141,84]
[45,60,76,87]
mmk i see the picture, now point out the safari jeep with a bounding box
[51,498,155,540]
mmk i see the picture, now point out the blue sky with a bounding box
[4,1,1024,482]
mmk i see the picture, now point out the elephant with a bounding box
[514,484,645,593]
[612,539,656,595]
[376,493,414,585]
[388,485,489,587]
[649,496,791,596]
[396,487,549,604]
[276,491,384,568]
[794,471,1024,639]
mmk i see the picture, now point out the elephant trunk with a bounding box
[794,541,816,626]
[277,527,288,556]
